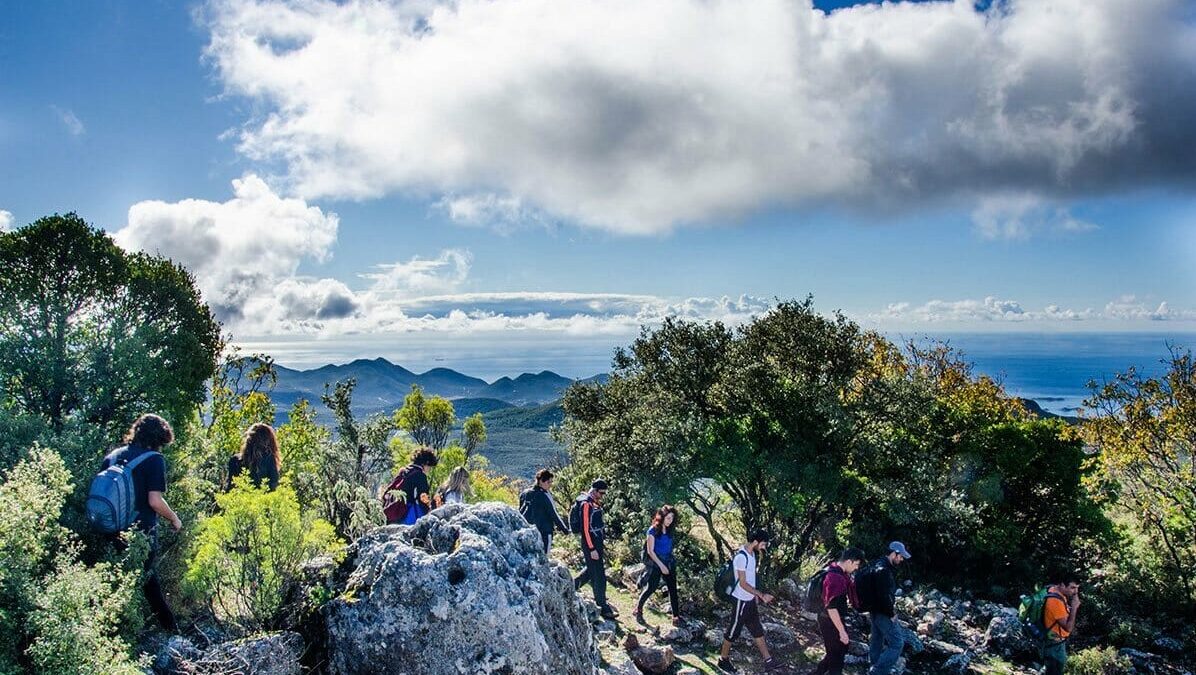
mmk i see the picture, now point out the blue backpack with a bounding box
[85,448,159,534]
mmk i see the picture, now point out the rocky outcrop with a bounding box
[322,502,596,675]
[152,632,303,675]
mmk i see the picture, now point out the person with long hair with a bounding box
[100,413,182,631]
[436,465,470,505]
[382,447,439,525]
[226,422,281,491]
[634,504,682,624]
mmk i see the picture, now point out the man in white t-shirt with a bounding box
[718,529,780,673]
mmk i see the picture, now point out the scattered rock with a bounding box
[847,640,869,657]
[660,625,692,643]
[1154,637,1184,655]
[777,577,802,602]
[763,622,796,648]
[629,644,675,674]
[601,656,640,675]
[156,633,304,675]
[984,609,1035,659]
[704,629,724,647]
[622,563,647,590]
[943,651,973,673]
[322,503,595,675]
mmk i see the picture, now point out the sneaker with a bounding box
[762,657,782,672]
[717,658,737,673]
[600,605,618,620]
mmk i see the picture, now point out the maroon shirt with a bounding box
[821,563,860,613]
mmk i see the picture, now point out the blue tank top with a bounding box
[647,527,674,562]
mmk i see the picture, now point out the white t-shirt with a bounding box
[731,547,758,602]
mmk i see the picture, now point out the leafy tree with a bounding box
[1082,347,1196,608]
[0,214,220,444]
[308,380,391,538]
[461,413,488,459]
[394,385,455,450]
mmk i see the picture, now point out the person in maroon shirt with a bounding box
[814,548,865,675]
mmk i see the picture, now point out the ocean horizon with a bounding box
[245,331,1195,416]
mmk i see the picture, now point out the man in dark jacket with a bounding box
[573,479,616,619]
[861,542,911,675]
[519,468,569,552]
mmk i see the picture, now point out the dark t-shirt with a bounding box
[227,454,280,491]
[101,445,166,531]
[399,465,430,510]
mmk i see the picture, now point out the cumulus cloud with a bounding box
[203,0,1196,234]
[0,210,13,232]
[51,106,85,136]
[872,295,1196,324]
[114,174,339,323]
[972,194,1098,240]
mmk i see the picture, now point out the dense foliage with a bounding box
[561,300,1110,588]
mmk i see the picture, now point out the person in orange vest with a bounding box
[1042,573,1082,675]
[571,479,616,619]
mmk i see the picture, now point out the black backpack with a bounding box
[854,560,883,613]
[714,550,749,604]
[568,495,588,534]
[803,567,831,613]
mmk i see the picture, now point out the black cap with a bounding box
[591,479,609,490]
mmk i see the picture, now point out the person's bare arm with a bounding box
[148,491,182,531]
[646,534,668,573]
[736,569,773,603]
[1061,594,1080,633]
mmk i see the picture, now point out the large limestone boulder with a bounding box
[323,502,597,675]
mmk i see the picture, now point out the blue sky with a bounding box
[2,0,1195,368]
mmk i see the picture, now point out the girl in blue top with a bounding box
[634,504,681,624]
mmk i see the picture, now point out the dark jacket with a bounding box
[576,494,605,553]
[864,557,898,617]
[519,485,569,537]
[226,453,280,492]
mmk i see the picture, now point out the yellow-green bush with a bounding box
[1067,646,1133,674]
[184,478,343,632]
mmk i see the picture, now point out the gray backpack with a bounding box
[85,448,159,533]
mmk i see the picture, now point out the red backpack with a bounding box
[381,467,415,524]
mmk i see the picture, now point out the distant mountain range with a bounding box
[271,357,607,412]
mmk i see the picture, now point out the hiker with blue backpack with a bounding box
[571,479,617,620]
[1020,573,1082,675]
[854,541,911,675]
[716,528,780,673]
[633,504,681,625]
[809,548,865,675]
[87,413,182,631]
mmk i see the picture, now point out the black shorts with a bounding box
[725,598,764,640]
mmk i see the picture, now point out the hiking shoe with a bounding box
[762,657,782,672]
[600,605,618,620]
[717,658,737,673]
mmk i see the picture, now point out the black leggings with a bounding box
[636,563,679,616]
[814,614,847,675]
[114,529,178,631]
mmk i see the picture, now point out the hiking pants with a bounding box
[636,563,679,616]
[1042,641,1067,675]
[574,547,608,608]
[537,529,552,553]
[815,614,848,675]
[868,613,903,675]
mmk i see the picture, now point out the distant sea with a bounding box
[251,332,1194,416]
[926,332,1193,414]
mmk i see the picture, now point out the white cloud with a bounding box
[0,210,13,232]
[51,106,85,136]
[362,249,472,296]
[972,194,1098,240]
[872,295,1195,325]
[203,0,1196,234]
[114,174,339,323]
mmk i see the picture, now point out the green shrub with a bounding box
[24,559,145,675]
[184,478,343,632]
[0,448,74,669]
[1066,646,1133,674]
